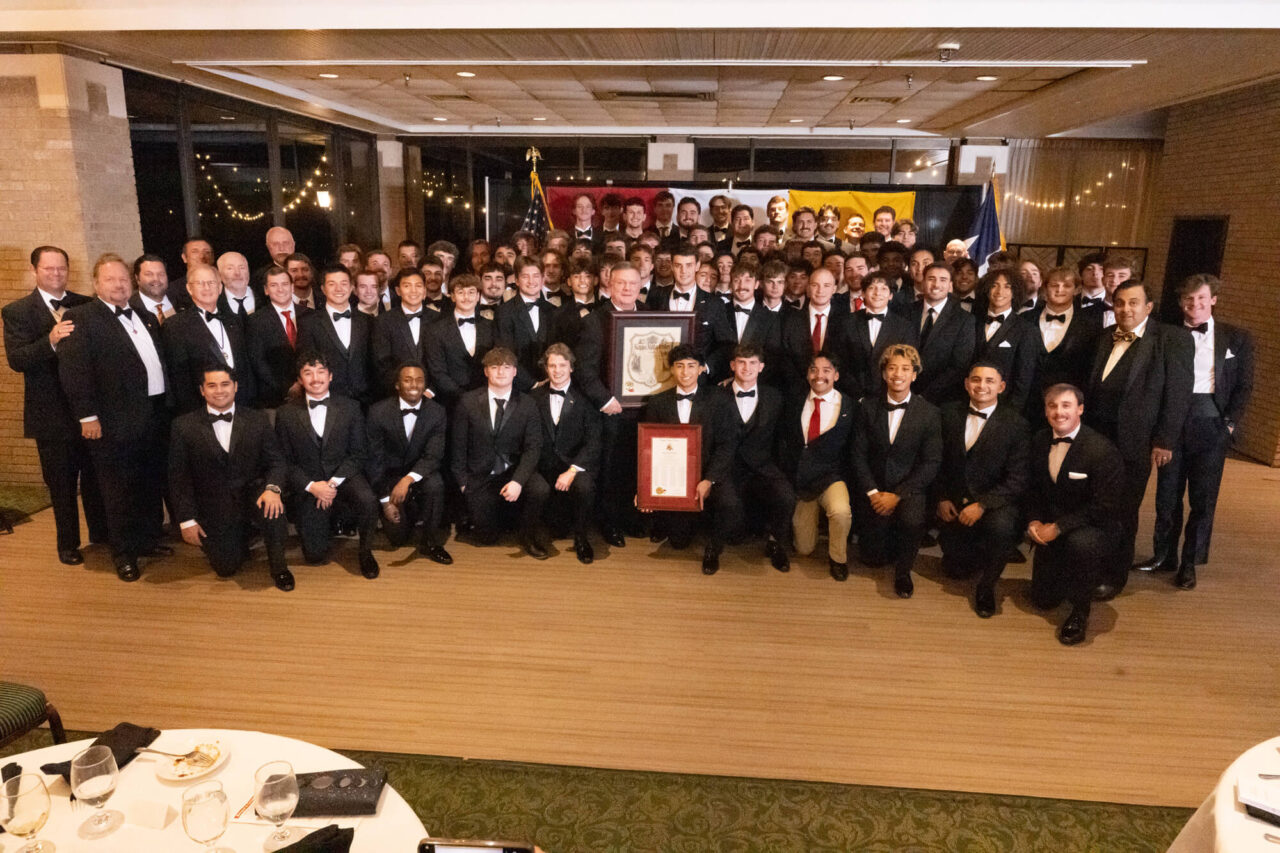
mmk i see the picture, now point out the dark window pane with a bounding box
[341,136,378,249]
[188,101,272,270]
[280,123,336,264]
[123,72,185,279]
[696,146,749,178]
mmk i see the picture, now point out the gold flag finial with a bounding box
[525,146,542,175]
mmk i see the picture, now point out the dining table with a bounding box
[1168,735,1280,853]
[0,727,427,852]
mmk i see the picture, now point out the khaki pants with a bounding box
[793,480,852,564]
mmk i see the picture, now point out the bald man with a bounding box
[943,239,969,264]
[216,251,260,317]
[163,262,255,413]
[253,226,297,290]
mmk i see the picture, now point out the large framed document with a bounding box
[637,423,702,512]
[604,311,697,408]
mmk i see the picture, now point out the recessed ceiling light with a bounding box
[822,75,845,82]
[788,118,804,123]
[318,73,339,79]
[896,118,912,124]
[937,42,961,51]
[432,116,448,122]
[976,75,998,82]
[532,116,547,121]
[219,115,236,121]
[456,71,475,78]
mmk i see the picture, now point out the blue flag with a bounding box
[965,182,1003,276]
[521,171,551,243]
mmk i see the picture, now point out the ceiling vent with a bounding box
[430,94,475,102]
[595,90,716,102]
[847,96,904,105]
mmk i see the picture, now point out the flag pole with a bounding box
[526,146,554,229]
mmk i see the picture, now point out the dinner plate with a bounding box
[152,738,231,782]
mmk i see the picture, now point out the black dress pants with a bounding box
[597,412,640,533]
[857,491,927,575]
[1031,524,1119,613]
[36,436,108,552]
[938,504,1021,591]
[200,490,288,577]
[654,480,739,550]
[727,465,797,545]
[381,473,447,550]
[465,471,550,544]
[539,465,595,539]
[290,474,378,563]
[88,406,166,566]
[1152,413,1229,568]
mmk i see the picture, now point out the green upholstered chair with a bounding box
[0,682,66,749]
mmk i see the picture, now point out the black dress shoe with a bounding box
[974,585,996,618]
[143,543,174,557]
[58,549,84,566]
[603,527,626,547]
[358,551,380,579]
[919,530,939,548]
[1133,554,1174,572]
[1174,564,1197,590]
[1058,608,1088,645]
[829,559,848,582]
[1092,582,1120,602]
[767,541,790,573]
[573,536,594,565]
[669,534,692,550]
[894,572,914,599]
[272,569,295,592]
[116,562,140,582]
[524,540,549,560]
[701,544,721,575]
[420,545,454,565]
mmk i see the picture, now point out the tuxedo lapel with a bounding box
[321,313,348,356]
[226,414,244,459]
[1213,327,1227,393]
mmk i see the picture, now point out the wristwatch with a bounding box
[264,484,282,494]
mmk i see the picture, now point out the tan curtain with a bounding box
[1002,139,1161,248]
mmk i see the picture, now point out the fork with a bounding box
[1260,774,1280,780]
[134,746,214,766]
[1264,832,1280,844]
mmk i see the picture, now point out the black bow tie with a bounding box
[886,400,909,411]
[404,311,422,320]
[548,388,567,397]
[576,230,592,237]
[524,300,539,310]
[967,407,989,419]
[457,316,476,326]
[785,299,803,308]
[735,389,756,398]
[49,298,64,310]
[203,309,220,323]
[207,411,233,423]
[308,398,328,409]
[864,311,885,321]
[671,291,692,302]
[1045,313,1068,323]
[332,309,351,320]
[1021,299,1036,309]
[733,305,752,314]
[402,407,419,417]
[114,306,133,319]
[735,240,750,248]
[676,392,696,401]
[1051,435,1074,445]
[959,295,975,304]
[986,314,1005,325]
[1187,322,1209,334]
[1081,297,1107,308]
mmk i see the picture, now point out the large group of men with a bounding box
[2,188,1255,645]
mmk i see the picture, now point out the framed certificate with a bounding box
[605,311,697,408]
[637,423,702,512]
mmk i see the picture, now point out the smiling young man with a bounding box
[296,265,374,404]
[247,265,307,411]
[372,269,431,396]
[834,273,915,402]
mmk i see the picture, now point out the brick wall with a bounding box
[0,55,142,487]
[1143,79,1280,466]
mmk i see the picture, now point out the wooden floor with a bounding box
[3,457,1279,809]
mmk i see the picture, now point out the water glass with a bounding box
[0,773,54,852]
[254,760,300,851]
[182,779,229,848]
[70,744,122,837]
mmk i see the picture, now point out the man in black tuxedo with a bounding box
[424,274,495,407]
[216,251,260,318]
[58,253,171,581]
[647,244,735,380]
[450,347,550,558]
[568,193,605,253]
[247,265,306,411]
[548,257,598,352]
[720,264,782,384]
[852,344,943,598]
[169,366,293,590]
[779,267,849,392]
[936,362,1030,617]
[496,257,557,392]
[780,351,855,579]
[725,344,794,572]
[972,268,1040,412]
[3,245,107,563]
[170,236,213,300]
[296,265,374,405]
[1029,267,1103,423]
[1084,280,1193,598]
[365,362,452,565]
[162,263,255,414]
[908,263,977,405]
[529,343,602,564]
[640,345,741,574]
[1139,274,1255,589]
[274,351,381,578]
[1026,384,1125,645]
[833,273,915,401]
[372,269,431,395]
[129,253,180,323]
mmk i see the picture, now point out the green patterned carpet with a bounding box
[3,730,1191,851]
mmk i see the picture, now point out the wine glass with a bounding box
[182,780,229,849]
[70,744,122,837]
[0,773,54,852]
[253,760,300,852]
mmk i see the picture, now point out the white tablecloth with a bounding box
[0,728,426,852]
[1168,736,1280,853]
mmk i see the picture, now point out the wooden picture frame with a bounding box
[637,422,703,512]
[604,311,697,408]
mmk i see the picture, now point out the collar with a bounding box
[610,300,635,312]
[1083,288,1106,301]
[399,397,420,410]
[1126,317,1150,338]
[487,388,511,404]
[809,388,837,404]
[1053,423,1082,442]
[1045,303,1074,318]
[988,309,1011,321]
[1187,316,1214,333]
[521,295,540,305]
[809,303,830,317]
[207,404,235,417]
[732,381,757,396]
[273,301,296,316]
[969,401,997,416]
[454,310,476,321]
[550,382,571,394]
[401,304,425,316]
[37,287,68,309]
[326,303,350,316]
[305,393,330,404]
[733,299,755,311]
[136,292,170,311]
[924,298,948,312]
[887,392,912,406]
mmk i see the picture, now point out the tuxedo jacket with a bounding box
[496,295,557,392]
[168,406,285,526]
[1031,303,1104,396]
[58,298,166,443]
[1084,321,1194,462]
[371,307,429,396]
[364,395,447,497]
[529,383,602,475]
[216,285,265,320]
[641,385,740,485]
[162,306,256,413]
[971,309,1041,412]
[548,299,599,352]
[274,395,368,496]
[568,227,605,253]
[779,306,851,390]
[1203,321,1255,428]
[450,388,542,488]
[2,288,91,440]
[780,391,856,501]
[1026,425,1125,536]
[575,301,625,408]
[833,309,916,402]
[722,302,783,373]
[246,304,308,408]
[423,313,495,403]
[851,395,942,497]
[730,383,787,477]
[646,285,736,375]
[937,401,1029,511]
[908,297,977,404]
[128,291,179,324]
[296,308,374,403]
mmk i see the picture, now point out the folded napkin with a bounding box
[277,824,354,853]
[40,722,160,783]
[0,762,19,834]
[294,768,386,818]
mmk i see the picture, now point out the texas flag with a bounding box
[965,181,1004,275]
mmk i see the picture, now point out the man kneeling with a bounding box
[169,366,294,591]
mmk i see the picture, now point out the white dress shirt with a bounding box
[136,291,176,322]
[886,393,911,444]
[920,299,947,334]
[984,309,1011,342]
[455,311,477,355]
[400,395,422,442]
[731,382,758,423]
[401,306,424,346]
[304,394,344,491]
[487,388,510,430]
[800,389,840,441]
[1189,317,1216,393]
[105,298,166,397]
[38,287,67,319]
[197,307,235,367]
[521,297,540,333]
[273,302,297,335]
[327,304,352,348]
[731,300,754,339]
[549,382,570,425]
[1039,304,1073,352]
[225,289,256,315]
[1048,423,1081,483]
[809,305,830,349]
[864,310,885,347]
[675,387,696,424]
[1102,317,1148,381]
[965,401,997,451]
[178,405,236,529]
[668,286,697,312]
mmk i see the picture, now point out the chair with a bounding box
[0,682,67,749]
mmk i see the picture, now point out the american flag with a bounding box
[521,170,552,242]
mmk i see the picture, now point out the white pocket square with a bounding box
[1068,471,1088,480]
[998,340,1012,348]
[1226,349,1236,359]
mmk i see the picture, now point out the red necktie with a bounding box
[807,396,823,443]
[811,313,824,352]
[283,310,297,347]
[852,296,864,312]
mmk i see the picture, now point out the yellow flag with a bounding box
[787,190,917,233]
